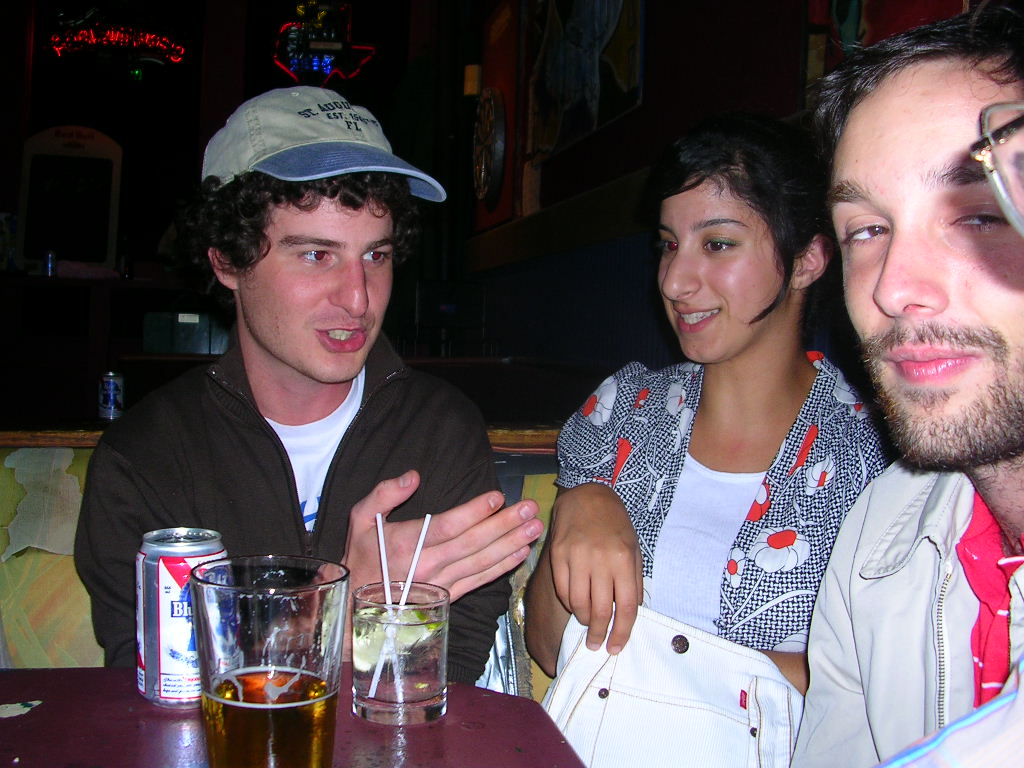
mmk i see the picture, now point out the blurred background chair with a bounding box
[0,446,102,668]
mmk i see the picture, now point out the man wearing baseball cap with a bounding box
[75,87,543,683]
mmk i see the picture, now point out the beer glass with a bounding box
[190,555,348,768]
[351,581,449,725]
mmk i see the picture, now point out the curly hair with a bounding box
[179,171,421,306]
[649,112,835,342]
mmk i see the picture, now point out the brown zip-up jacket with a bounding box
[75,336,507,684]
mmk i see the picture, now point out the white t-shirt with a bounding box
[267,369,365,532]
[648,452,764,633]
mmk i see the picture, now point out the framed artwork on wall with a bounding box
[521,0,643,216]
[525,0,643,158]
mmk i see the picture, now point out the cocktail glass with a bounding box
[351,581,449,725]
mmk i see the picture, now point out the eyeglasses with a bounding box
[971,101,1024,237]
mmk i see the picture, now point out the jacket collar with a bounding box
[207,334,407,415]
[362,334,407,394]
[860,467,975,579]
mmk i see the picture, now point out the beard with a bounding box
[861,322,1024,471]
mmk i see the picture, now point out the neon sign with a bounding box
[50,24,185,63]
[274,3,375,84]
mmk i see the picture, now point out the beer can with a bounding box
[136,527,226,707]
[99,372,124,420]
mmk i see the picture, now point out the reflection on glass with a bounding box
[971,101,1024,237]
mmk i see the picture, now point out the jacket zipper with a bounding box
[209,367,314,554]
[935,559,954,730]
[308,366,405,552]
[210,360,407,556]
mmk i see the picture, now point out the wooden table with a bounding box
[0,666,583,767]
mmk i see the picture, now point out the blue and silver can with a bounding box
[136,527,225,707]
[98,371,124,420]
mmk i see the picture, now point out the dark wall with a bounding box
[469,0,812,382]
[1,2,34,216]
[9,0,809,274]
[23,0,206,267]
[3,0,832,425]
[484,230,677,373]
[537,1,808,209]
[8,0,425,274]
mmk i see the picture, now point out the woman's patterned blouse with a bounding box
[557,354,889,651]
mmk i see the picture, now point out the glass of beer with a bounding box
[351,581,449,725]
[190,555,348,768]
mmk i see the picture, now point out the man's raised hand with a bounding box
[343,470,544,601]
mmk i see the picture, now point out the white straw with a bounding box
[368,632,389,698]
[369,512,393,698]
[374,513,393,605]
[368,514,432,698]
[400,514,432,605]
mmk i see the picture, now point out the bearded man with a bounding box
[792,7,1024,766]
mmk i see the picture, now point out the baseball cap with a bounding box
[202,86,446,202]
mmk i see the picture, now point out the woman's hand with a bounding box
[525,483,642,675]
[549,484,643,654]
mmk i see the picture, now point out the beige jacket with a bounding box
[793,463,1024,767]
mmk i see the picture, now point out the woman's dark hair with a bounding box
[178,171,421,307]
[649,112,834,340]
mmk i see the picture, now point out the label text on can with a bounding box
[155,551,223,700]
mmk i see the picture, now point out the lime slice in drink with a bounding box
[352,607,445,671]
[409,609,445,633]
[352,608,388,672]
[393,609,444,646]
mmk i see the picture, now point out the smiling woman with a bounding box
[524,113,890,767]
[656,181,796,368]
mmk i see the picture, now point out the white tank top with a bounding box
[648,452,764,633]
